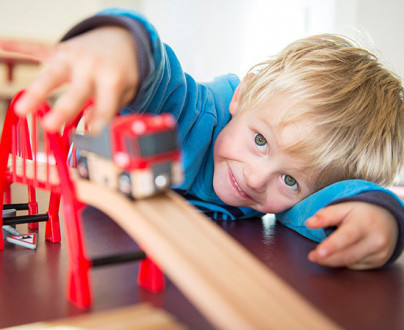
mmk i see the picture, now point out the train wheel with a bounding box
[118,172,132,198]
[77,156,89,180]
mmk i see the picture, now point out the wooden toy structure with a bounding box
[0,91,339,329]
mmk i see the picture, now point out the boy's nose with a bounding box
[243,163,270,192]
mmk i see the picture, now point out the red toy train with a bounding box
[72,113,183,199]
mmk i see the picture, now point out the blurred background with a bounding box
[0,0,403,81]
[0,0,403,206]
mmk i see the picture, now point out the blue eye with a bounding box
[282,175,298,191]
[254,133,267,152]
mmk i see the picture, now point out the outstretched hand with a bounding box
[0,26,139,133]
[306,201,398,270]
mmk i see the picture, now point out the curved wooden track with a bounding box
[73,173,340,330]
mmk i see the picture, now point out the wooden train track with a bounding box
[74,175,340,330]
[12,303,183,329]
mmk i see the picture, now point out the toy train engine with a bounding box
[71,113,183,199]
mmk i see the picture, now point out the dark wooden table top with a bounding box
[1,205,403,329]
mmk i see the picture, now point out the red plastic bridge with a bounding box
[0,91,164,308]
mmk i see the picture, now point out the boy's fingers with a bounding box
[42,80,93,132]
[88,80,122,133]
[309,238,382,269]
[0,38,54,60]
[15,59,70,117]
[309,221,363,260]
[306,203,351,229]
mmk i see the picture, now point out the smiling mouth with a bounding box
[228,169,251,199]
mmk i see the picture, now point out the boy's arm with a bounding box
[276,180,404,268]
[0,8,176,133]
[6,8,231,142]
[0,9,239,201]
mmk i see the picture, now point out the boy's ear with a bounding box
[229,84,241,115]
[229,73,255,116]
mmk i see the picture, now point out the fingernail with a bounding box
[317,248,328,258]
[306,215,317,225]
[90,120,105,134]
[42,113,58,133]
[14,98,28,115]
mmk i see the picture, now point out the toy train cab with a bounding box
[71,113,183,199]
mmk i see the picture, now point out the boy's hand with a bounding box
[0,26,139,133]
[306,202,398,270]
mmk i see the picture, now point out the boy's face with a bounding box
[213,93,315,214]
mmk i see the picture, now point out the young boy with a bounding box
[1,8,403,270]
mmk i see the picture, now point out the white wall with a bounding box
[0,0,402,81]
[138,0,335,80]
[0,0,140,41]
[334,0,404,182]
[133,0,404,82]
[334,0,404,80]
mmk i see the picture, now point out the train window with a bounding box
[125,130,178,158]
[137,130,178,157]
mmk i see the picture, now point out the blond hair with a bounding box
[237,34,404,190]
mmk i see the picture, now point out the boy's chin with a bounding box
[213,185,234,204]
[215,190,244,208]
